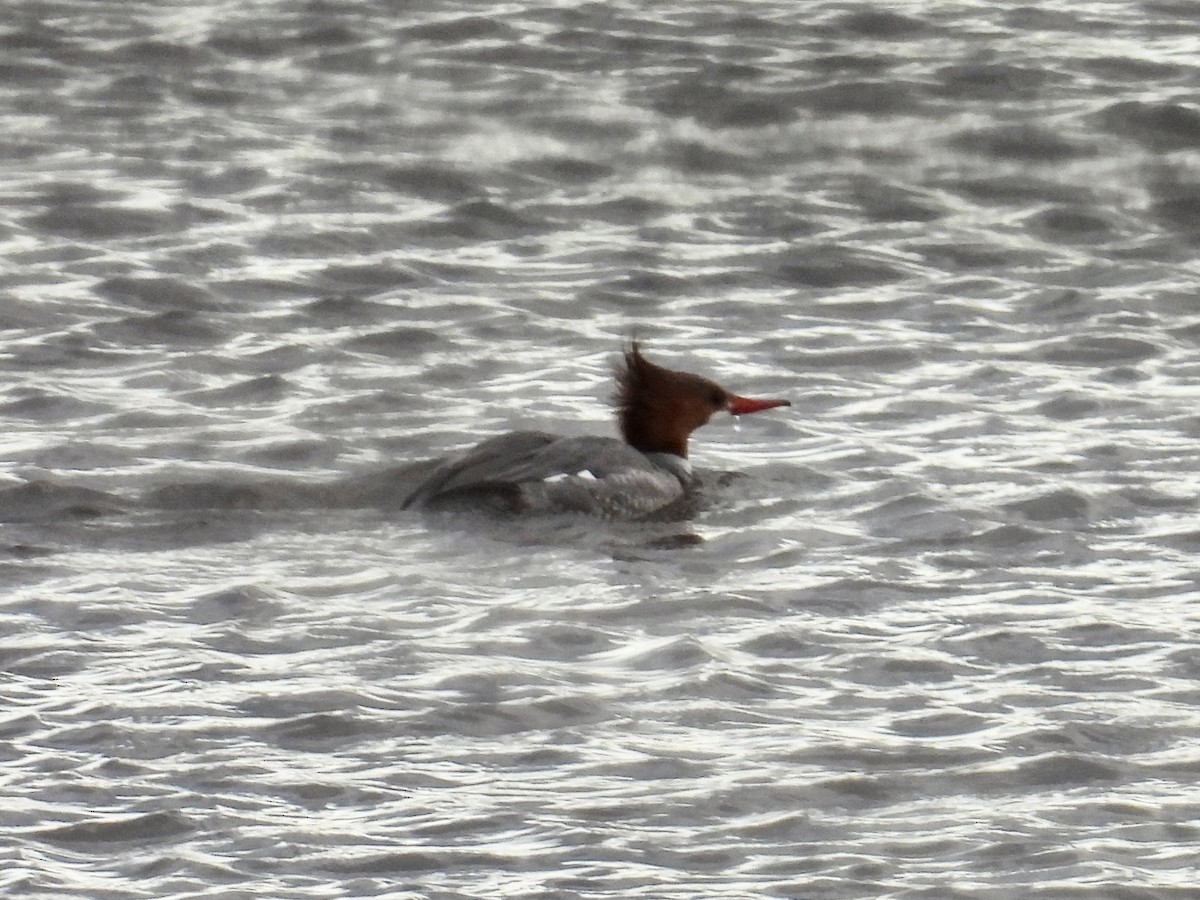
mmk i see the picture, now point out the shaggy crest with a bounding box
[613,343,727,458]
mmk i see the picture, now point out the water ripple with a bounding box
[3,1,1200,897]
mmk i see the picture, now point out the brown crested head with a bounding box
[613,342,738,458]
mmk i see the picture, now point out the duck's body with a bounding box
[402,344,788,518]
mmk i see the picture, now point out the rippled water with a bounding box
[4,1,1200,897]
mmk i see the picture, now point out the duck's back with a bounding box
[401,431,689,517]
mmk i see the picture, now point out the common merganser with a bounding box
[402,343,790,518]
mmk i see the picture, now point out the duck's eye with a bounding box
[709,389,726,408]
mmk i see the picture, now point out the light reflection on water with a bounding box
[3,0,1200,897]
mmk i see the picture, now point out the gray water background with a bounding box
[3,2,1200,897]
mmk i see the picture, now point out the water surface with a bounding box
[3,2,1200,897]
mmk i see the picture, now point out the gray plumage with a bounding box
[401,431,691,518]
